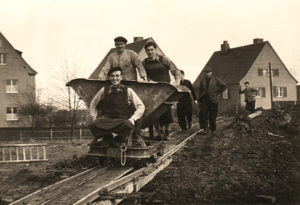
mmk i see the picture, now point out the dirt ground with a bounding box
[140,105,300,204]
[0,139,102,204]
[1,105,300,205]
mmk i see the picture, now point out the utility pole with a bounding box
[269,62,273,108]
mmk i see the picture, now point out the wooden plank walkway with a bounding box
[10,127,204,205]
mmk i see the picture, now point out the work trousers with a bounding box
[177,102,192,130]
[199,97,218,132]
[245,100,256,113]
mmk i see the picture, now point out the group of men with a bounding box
[89,36,257,148]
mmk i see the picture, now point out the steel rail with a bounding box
[74,128,204,205]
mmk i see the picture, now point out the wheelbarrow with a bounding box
[67,79,190,165]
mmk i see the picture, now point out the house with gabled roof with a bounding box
[193,38,298,113]
[0,32,37,127]
[89,37,178,82]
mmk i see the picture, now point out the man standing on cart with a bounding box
[89,67,147,148]
[98,36,147,81]
[142,41,181,140]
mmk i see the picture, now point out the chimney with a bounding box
[133,37,143,42]
[221,40,230,54]
[253,38,264,44]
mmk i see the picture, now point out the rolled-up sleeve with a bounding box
[98,56,112,80]
[162,56,180,81]
[128,88,145,121]
[130,51,147,80]
[89,88,104,120]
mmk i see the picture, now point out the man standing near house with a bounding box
[142,41,181,140]
[90,67,146,148]
[198,67,227,135]
[239,81,258,113]
[98,36,147,81]
[177,70,197,130]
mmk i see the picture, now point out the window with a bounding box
[273,86,287,98]
[258,68,279,76]
[262,69,268,76]
[222,89,229,100]
[273,69,279,76]
[6,107,18,121]
[0,53,7,65]
[6,80,18,93]
[256,87,266,98]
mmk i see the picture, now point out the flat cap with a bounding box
[205,67,213,73]
[114,36,127,44]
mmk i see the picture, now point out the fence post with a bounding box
[20,128,23,142]
[79,127,82,141]
[50,129,53,141]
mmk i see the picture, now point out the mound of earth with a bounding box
[140,106,300,204]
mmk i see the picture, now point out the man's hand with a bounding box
[128,118,135,126]
[173,79,180,86]
[194,100,198,104]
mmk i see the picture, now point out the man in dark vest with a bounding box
[142,41,181,140]
[89,67,146,148]
[177,70,197,130]
[198,67,227,135]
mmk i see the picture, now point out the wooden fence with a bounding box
[0,127,93,142]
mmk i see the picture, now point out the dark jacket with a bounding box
[239,87,257,102]
[198,76,227,104]
[179,79,196,104]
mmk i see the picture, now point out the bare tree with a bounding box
[18,88,56,129]
[49,58,86,140]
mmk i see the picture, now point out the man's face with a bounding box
[109,70,123,85]
[205,72,212,78]
[180,73,184,80]
[115,41,126,53]
[245,83,249,88]
[145,46,157,59]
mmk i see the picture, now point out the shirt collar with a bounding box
[148,54,159,61]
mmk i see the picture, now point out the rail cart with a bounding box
[67,79,190,165]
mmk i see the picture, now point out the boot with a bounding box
[136,136,147,148]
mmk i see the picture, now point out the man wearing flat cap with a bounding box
[198,67,227,135]
[98,36,148,81]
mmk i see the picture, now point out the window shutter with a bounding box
[3,53,7,64]
[273,69,279,76]
[262,88,266,97]
[283,87,287,97]
[273,86,277,97]
[227,88,231,99]
[258,69,263,76]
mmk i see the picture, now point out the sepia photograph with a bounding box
[0,0,299,204]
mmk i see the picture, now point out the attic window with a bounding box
[0,53,7,65]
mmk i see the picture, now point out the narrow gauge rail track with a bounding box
[10,127,205,205]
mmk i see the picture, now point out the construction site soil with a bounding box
[1,105,300,205]
[139,105,300,204]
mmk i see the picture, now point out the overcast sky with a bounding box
[1,0,299,99]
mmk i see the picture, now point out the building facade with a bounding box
[194,39,298,114]
[0,32,37,127]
